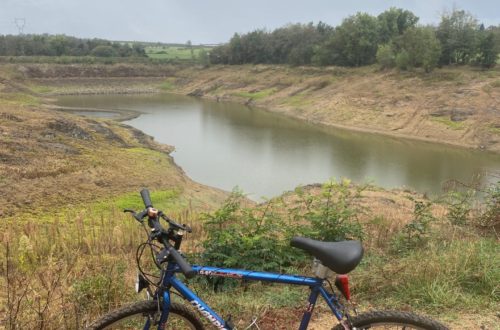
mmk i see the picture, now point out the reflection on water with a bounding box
[57,94,500,200]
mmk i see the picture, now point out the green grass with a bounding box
[356,238,499,312]
[145,46,211,60]
[232,88,277,100]
[27,84,55,94]
[0,92,40,106]
[160,79,175,91]
[431,116,465,130]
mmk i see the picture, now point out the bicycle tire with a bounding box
[86,300,205,330]
[332,310,449,330]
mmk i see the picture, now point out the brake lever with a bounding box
[123,209,147,222]
[160,213,192,233]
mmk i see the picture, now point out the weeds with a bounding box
[391,198,436,253]
[2,181,499,328]
[444,190,474,226]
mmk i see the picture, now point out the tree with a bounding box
[476,31,498,68]
[198,48,210,66]
[186,40,195,59]
[376,44,396,69]
[437,9,479,65]
[91,45,117,57]
[209,44,230,64]
[378,7,419,43]
[398,27,441,72]
[326,13,380,66]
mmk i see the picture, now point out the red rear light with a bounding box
[335,275,351,300]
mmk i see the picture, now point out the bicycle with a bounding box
[87,189,449,330]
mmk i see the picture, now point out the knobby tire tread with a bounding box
[86,300,204,330]
[332,310,449,330]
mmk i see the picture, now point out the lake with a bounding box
[57,94,500,200]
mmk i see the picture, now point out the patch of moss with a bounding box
[431,116,465,130]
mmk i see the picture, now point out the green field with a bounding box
[145,45,212,60]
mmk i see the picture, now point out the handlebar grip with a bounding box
[168,246,196,279]
[140,188,153,209]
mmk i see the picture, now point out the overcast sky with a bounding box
[0,0,499,44]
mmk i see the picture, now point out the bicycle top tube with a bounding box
[189,265,322,286]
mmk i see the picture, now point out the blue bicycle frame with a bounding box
[151,263,346,330]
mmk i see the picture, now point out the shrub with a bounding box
[445,190,474,225]
[91,45,117,57]
[479,181,500,231]
[200,181,365,273]
[201,190,298,272]
[376,44,396,69]
[395,50,410,70]
[298,180,364,242]
[392,198,436,253]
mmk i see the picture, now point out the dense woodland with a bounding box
[0,34,146,57]
[209,8,500,71]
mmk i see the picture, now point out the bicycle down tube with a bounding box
[157,265,345,330]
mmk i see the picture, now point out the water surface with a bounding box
[57,94,500,200]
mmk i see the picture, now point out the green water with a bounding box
[57,94,500,200]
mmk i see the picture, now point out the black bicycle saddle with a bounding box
[290,237,363,274]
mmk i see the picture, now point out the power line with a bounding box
[14,18,26,35]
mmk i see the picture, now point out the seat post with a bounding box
[312,258,332,279]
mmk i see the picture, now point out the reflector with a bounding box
[335,274,350,300]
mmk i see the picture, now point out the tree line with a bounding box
[209,8,500,71]
[0,34,146,57]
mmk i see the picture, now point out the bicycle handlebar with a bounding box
[129,189,195,279]
[140,188,153,209]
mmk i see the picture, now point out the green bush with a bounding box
[201,190,301,272]
[297,180,364,242]
[392,198,436,253]
[395,50,411,70]
[445,190,474,225]
[200,181,365,273]
[479,181,500,230]
[376,44,396,69]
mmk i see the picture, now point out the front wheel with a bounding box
[333,310,449,330]
[86,300,204,330]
